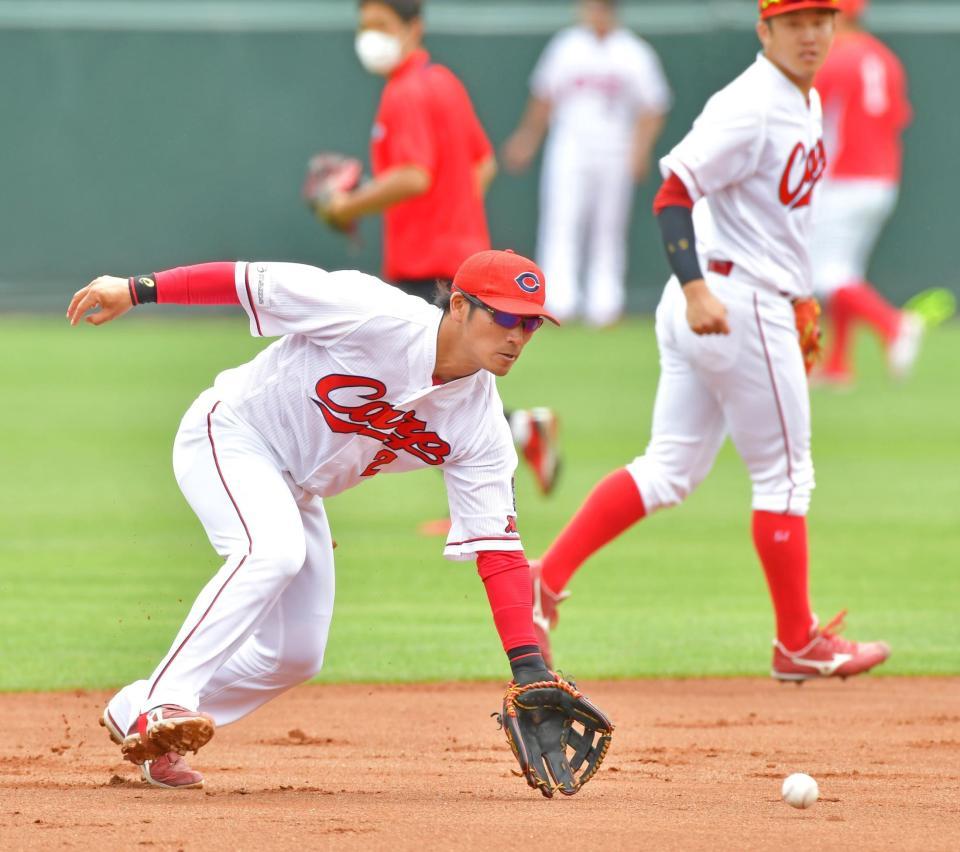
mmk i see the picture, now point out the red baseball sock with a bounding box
[752,511,813,651]
[826,282,902,373]
[541,468,646,594]
[825,287,855,374]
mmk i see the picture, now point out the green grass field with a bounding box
[1,314,957,691]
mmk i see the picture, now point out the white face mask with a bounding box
[354,30,403,76]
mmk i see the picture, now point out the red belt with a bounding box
[707,259,734,277]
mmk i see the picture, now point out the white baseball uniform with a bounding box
[530,25,671,325]
[628,54,824,517]
[107,262,521,732]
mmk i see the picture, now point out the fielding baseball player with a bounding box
[67,250,613,796]
[503,0,671,326]
[312,0,560,498]
[530,0,891,682]
[810,0,922,383]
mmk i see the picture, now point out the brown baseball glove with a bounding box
[301,151,363,231]
[496,674,614,798]
[794,297,822,375]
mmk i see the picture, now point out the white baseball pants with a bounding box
[538,137,633,326]
[627,276,814,517]
[107,391,335,733]
[810,178,898,296]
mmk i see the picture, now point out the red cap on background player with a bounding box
[453,249,559,324]
[758,0,841,20]
[838,0,867,18]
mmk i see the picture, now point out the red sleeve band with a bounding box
[476,550,538,652]
[652,171,695,214]
[155,262,240,305]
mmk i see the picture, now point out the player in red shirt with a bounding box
[326,1,494,291]
[319,0,560,507]
[811,0,929,383]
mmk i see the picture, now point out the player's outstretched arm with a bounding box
[68,263,242,329]
[501,96,551,174]
[67,276,133,327]
[476,551,615,797]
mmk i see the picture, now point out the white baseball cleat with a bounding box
[886,311,925,380]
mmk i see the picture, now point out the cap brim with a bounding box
[761,2,840,19]
[481,295,561,325]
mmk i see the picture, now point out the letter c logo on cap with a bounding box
[515,272,541,294]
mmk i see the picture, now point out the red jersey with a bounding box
[371,49,492,281]
[814,31,911,182]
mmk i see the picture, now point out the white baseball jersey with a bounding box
[660,54,826,300]
[531,25,671,155]
[210,261,521,561]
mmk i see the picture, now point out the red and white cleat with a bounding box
[771,611,891,682]
[530,559,570,669]
[137,704,216,759]
[141,752,204,790]
[515,408,562,496]
[100,706,152,765]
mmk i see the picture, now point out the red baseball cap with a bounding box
[759,0,841,20]
[452,249,559,324]
[839,0,867,17]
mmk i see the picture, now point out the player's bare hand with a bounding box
[631,155,651,184]
[320,192,355,231]
[501,132,537,174]
[66,276,133,327]
[682,279,730,335]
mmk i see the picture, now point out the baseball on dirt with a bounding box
[781,773,819,809]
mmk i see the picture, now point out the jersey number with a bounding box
[361,449,398,477]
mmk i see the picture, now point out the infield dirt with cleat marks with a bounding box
[1,679,958,850]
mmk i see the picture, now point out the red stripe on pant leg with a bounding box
[146,401,253,701]
[205,401,253,552]
[753,294,796,513]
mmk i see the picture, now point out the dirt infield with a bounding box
[1,678,958,851]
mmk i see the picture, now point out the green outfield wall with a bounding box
[1,1,957,310]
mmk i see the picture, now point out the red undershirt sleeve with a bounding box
[652,171,695,214]
[476,550,538,653]
[154,262,240,305]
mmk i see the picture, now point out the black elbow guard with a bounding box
[657,206,703,285]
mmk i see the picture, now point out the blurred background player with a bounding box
[502,0,671,327]
[316,0,560,502]
[530,0,890,682]
[811,0,934,384]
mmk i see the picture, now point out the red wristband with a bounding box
[155,262,239,305]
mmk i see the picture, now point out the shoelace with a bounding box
[816,609,862,653]
[818,609,848,638]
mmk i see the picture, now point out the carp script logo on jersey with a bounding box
[312,374,451,477]
[779,139,827,210]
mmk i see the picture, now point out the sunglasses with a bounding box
[456,289,545,333]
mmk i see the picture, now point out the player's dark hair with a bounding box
[358,0,422,22]
[433,280,479,317]
[433,279,452,311]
